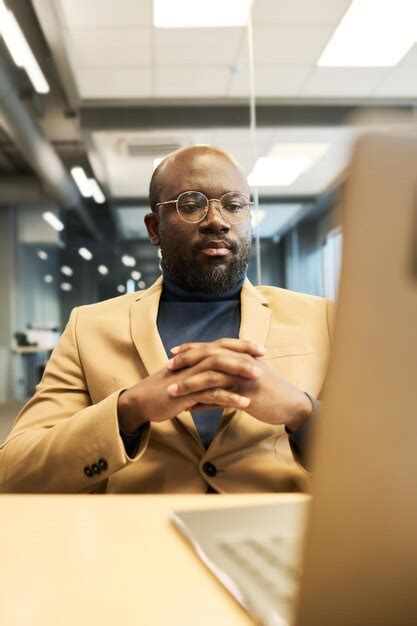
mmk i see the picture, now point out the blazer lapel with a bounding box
[239,278,271,348]
[130,276,167,375]
[130,277,203,448]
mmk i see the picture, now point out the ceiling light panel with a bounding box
[0,1,49,93]
[153,0,253,28]
[42,212,64,232]
[71,167,92,197]
[248,143,328,187]
[78,247,93,260]
[318,0,417,67]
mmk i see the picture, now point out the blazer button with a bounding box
[84,466,93,478]
[98,458,108,471]
[91,463,101,474]
[203,462,217,477]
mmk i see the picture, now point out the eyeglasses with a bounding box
[155,191,252,224]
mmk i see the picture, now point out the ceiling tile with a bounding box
[76,68,152,98]
[253,25,334,65]
[57,0,152,28]
[301,68,390,97]
[155,27,242,66]
[252,0,352,26]
[373,68,417,97]
[155,67,230,97]
[228,65,310,97]
[68,28,152,67]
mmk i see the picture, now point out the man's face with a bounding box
[147,151,252,293]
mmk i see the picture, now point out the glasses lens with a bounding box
[177,191,207,223]
[220,192,250,223]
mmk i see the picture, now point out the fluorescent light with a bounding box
[248,143,328,187]
[138,280,146,289]
[318,0,417,67]
[153,0,252,27]
[131,270,142,280]
[60,282,72,292]
[117,284,126,294]
[0,1,49,93]
[60,266,73,277]
[71,167,106,204]
[43,211,64,232]
[89,179,105,204]
[43,274,53,284]
[121,254,136,267]
[37,249,48,261]
[98,265,109,275]
[71,167,92,198]
[78,247,93,261]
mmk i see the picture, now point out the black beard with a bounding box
[159,234,251,294]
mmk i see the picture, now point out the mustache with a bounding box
[192,237,239,254]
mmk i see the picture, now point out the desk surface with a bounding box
[0,493,306,626]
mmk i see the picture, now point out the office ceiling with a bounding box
[1,0,416,245]
[47,0,417,100]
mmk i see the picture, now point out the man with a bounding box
[0,146,333,494]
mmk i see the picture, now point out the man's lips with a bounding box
[198,241,232,257]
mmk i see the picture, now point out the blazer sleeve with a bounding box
[0,308,150,493]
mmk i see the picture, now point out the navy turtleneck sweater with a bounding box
[120,268,315,462]
[157,267,245,449]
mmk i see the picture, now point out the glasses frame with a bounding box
[155,190,253,224]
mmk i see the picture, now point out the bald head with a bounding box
[149,145,249,211]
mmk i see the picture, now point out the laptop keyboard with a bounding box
[215,533,303,610]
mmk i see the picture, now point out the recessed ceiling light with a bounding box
[43,274,53,284]
[318,0,417,67]
[121,254,136,267]
[0,1,49,93]
[248,143,328,187]
[117,284,126,294]
[153,0,253,28]
[60,282,72,291]
[138,280,146,289]
[78,247,93,261]
[60,266,73,277]
[43,211,64,232]
[131,270,142,280]
[37,249,48,261]
[98,265,109,275]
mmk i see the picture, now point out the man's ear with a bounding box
[144,211,160,246]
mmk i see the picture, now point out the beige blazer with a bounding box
[0,277,333,494]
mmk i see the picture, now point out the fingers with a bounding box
[181,388,251,410]
[167,371,237,398]
[170,339,266,358]
[173,353,263,381]
[167,347,264,375]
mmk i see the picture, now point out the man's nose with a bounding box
[198,200,230,232]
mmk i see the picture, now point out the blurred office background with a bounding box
[1,0,416,432]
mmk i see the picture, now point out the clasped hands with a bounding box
[117,338,312,434]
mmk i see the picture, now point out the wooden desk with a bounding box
[0,493,305,626]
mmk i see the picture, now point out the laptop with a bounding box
[171,131,417,626]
